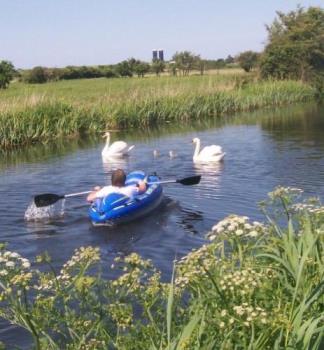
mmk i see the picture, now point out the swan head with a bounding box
[153,150,160,157]
[103,131,110,138]
[192,137,200,144]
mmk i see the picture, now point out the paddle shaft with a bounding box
[64,191,92,198]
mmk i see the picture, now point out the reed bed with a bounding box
[0,187,323,349]
[0,75,315,149]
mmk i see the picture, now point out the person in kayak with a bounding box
[87,169,147,202]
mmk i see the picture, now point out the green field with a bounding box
[0,72,316,149]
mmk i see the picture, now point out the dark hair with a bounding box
[111,169,126,187]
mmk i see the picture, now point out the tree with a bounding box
[260,6,324,81]
[133,61,150,77]
[151,59,165,76]
[0,60,15,89]
[172,51,200,76]
[236,51,259,72]
[225,55,235,64]
[24,66,48,83]
[115,61,133,77]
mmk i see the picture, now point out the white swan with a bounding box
[192,137,225,163]
[169,150,177,159]
[102,132,134,158]
[153,149,160,158]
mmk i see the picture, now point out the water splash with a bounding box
[24,199,65,221]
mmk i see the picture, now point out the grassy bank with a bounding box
[0,74,316,149]
[0,187,323,349]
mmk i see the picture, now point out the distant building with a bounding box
[158,49,164,61]
[152,49,158,61]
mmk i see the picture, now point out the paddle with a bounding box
[34,191,92,208]
[148,175,201,186]
[33,175,201,208]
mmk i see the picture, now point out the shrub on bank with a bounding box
[0,187,323,349]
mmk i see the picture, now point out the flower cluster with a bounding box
[208,215,266,241]
[219,268,263,297]
[111,253,153,294]
[107,302,133,330]
[219,303,268,329]
[268,186,303,200]
[0,250,31,277]
[62,246,100,272]
[176,244,219,288]
[79,338,106,350]
[36,247,100,291]
[292,202,324,215]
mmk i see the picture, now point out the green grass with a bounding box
[0,73,316,149]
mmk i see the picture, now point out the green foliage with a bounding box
[133,61,150,78]
[151,59,165,76]
[0,60,15,89]
[23,66,48,84]
[172,51,201,76]
[236,51,260,72]
[0,188,323,349]
[115,60,133,77]
[0,76,316,149]
[260,6,324,82]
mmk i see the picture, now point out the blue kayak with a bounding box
[88,171,163,225]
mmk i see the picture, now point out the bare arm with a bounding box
[137,180,147,193]
[87,186,101,202]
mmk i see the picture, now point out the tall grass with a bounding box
[0,187,323,349]
[0,75,316,148]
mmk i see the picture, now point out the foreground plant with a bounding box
[0,187,323,349]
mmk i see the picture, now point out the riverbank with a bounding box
[0,187,323,349]
[0,74,316,149]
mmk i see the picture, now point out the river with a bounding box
[0,102,324,347]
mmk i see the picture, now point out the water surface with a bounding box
[1,103,324,347]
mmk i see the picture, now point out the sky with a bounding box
[1,0,323,69]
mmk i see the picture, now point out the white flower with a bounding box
[219,321,225,328]
[235,229,244,236]
[234,306,244,316]
[0,270,8,276]
[216,227,224,233]
[22,261,31,269]
[221,310,227,317]
[10,252,20,259]
[248,230,258,237]
[5,261,15,268]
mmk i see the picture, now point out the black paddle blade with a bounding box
[34,193,64,207]
[176,175,201,186]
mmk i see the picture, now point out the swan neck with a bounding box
[194,140,200,158]
[105,133,110,147]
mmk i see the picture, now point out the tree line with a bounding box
[0,6,323,90]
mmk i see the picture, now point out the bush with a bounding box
[23,66,48,84]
